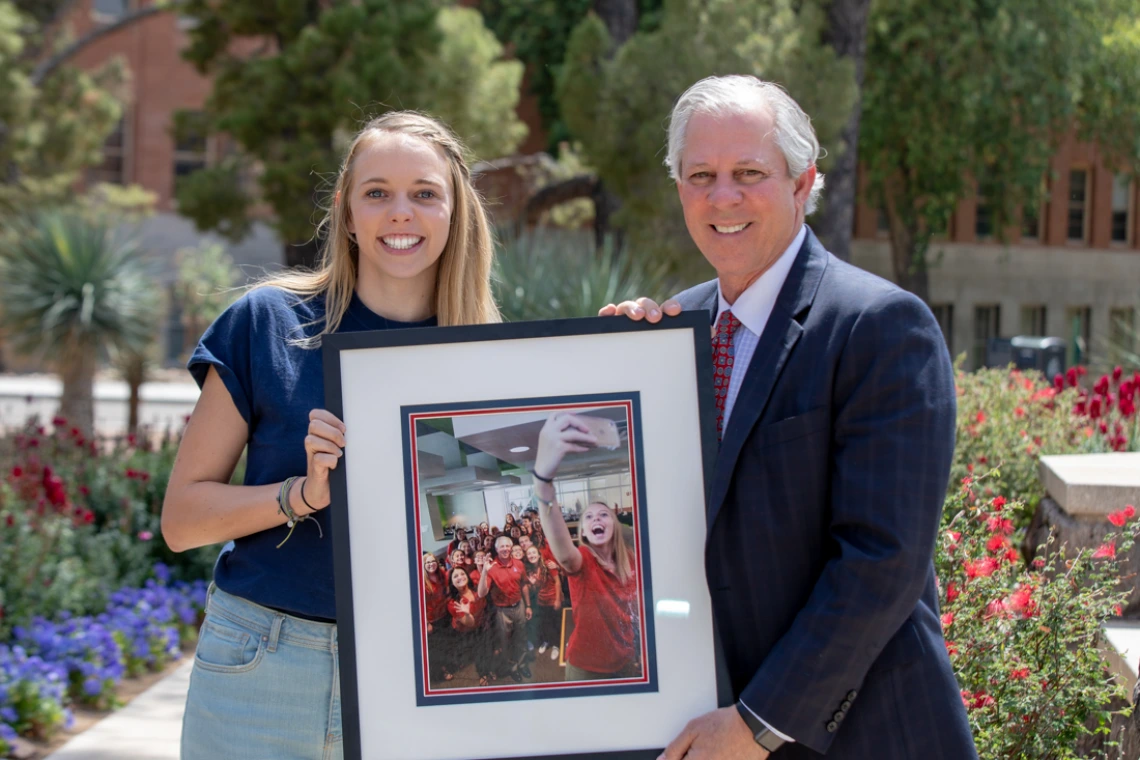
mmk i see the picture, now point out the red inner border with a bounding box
[409,401,651,697]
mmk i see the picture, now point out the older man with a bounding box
[477,534,532,682]
[604,76,976,759]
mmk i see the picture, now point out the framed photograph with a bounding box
[324,314,727,760]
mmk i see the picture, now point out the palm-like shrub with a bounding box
[492,228,677,322]
[0,210,159,433]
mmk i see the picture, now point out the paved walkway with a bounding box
[45,660,191,759]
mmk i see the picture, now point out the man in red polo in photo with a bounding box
[477,535,532,682]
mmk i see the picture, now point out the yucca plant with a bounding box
[492,227,677,322]
[0,209,160,434]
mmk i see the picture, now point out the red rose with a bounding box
[1093,542,1117,560]
[1108,509,1131,527]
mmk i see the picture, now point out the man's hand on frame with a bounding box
[657,706,770,760]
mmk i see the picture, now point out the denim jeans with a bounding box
[181,585,343,760]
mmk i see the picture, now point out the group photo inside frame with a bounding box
[324,314,727,760]
[404,395,656,704]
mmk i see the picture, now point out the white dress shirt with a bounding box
[712,223,805,744]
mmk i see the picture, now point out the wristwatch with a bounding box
[735,702,786,752]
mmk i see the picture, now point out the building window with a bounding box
[1112,175,1133,244]
[975,199,993,240]
[973,305,1001,369]
[1109,307,1136,363]
[1020,305,1047,336]
[173,111,209,183]
[87,118,126,185]
[1068,169,1089,242]
[931,304,954,350]
[1066,306,1092,366]
[91,0,129,23]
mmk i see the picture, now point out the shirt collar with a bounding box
[716,224,806,335]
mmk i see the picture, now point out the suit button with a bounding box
[833,711,845,723]
[846,690,858,701]
[840,700,852,711]
[826,721,838,733]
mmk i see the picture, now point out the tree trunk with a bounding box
[592,181,623,251]
[593,0,638,47]
[883,177,930,303]
[58,346,97,436]
[813,0,872,262]
[284,237,322,270]
[121,352,147,437]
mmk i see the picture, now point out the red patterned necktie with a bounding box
[712,310,742,439]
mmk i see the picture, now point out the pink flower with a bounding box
[976,411,986,424]
[986,535,1008,553]
[941,612,954,628]
[138,530,153,541]
[992,495,1007,510]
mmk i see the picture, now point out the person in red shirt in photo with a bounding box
[532,412,641,681]
[524,545,563,661]
[422,552,455,682]
[477,534,533,682]
[446,566,494,686]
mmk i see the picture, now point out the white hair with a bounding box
[665,75,825,214]
[495,535,513,550]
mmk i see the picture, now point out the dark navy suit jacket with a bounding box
[676,228,977,758]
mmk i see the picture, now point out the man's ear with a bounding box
[794,166,817,208]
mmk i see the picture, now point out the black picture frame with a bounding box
[323,313,728,760]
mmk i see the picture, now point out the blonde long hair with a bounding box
[580,501,634,587]
[257,111,500,345]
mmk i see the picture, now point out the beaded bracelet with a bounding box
[276,476,323,548]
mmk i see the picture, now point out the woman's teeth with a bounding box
[713,223,749,234]
[382,235,423,250]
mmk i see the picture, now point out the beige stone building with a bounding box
[852,135,1139,370]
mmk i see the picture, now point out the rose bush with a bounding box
[937,470,1137,758]
[1,416,220,638]
[951,365,1139,523]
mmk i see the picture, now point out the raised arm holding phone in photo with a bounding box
[532,413,642,683]
[599,76,977,760]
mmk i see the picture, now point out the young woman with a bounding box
[446,566,493,686]
[165,111,500,760]
[531,412,641,681]
[503,513,517,532]
[523,545,563,660]
[422,552,454,681]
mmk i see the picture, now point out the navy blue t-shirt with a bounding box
[188,286,437,620]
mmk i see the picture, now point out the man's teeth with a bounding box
[382,235,423,250]
[713,223,749,234]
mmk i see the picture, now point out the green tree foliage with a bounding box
[481,0,664,151]
[176,1,527,266]
[556,0,857,274]
[0,1,126,213]
[0,210,160,434]
[861,0,1140,302]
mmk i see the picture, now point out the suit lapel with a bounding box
[706,228,830,529]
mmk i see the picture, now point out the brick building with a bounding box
[42,0,1140,371]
